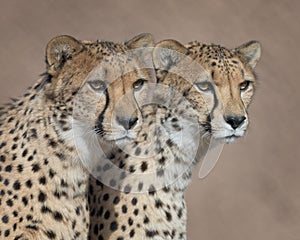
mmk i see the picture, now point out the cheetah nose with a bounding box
[224,115,246,129]
[116,116,138,130]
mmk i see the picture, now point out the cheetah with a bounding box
[88,39,261,239]
[0,33,155,239]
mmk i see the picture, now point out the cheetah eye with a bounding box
[88,80,106,92]
[194,81,212,92]
[240,81,251,92]
[133,78,147,91]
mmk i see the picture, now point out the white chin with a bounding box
[224,136,238,143]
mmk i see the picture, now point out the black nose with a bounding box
[224,115,246,129]
[116,116,138,130]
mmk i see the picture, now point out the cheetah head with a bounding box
[45,34,155,144]
[153,39,261,143]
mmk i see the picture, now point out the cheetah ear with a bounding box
[125,33,155,48]
[46,35,84,75]
[235,41,261,69]
[153,40,188,70]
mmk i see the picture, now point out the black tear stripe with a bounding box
[96,89,110,134]
[207,87,219,129]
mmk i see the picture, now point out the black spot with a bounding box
[129,165,136,173]
[98,235,104,240]
[146,230,158,237]
[39,176,47,185]
[104,210,110,220]
[60,179,68,187]
[140,161,148,172]
[22,149,28,157]
[165,211,172,221]
[38,191,47,202]
[55,152,65,161]
[26,225,39,231]
[7,116,14,123]
[99,223,104,230]
[4,229,10,237]
[2,215,9,223]
[6,199,13,207]
[143,216,149,224]
[41,206,52,213]
[22,197,28,206]
[0,155,6,162]
[155,199,164,208]
[113,196,120,205]
[32,163,40,172]
[166,139,173,147]
[25,179,32,188]
[148,185,156,195]
[121,205,127,214]
[131,197,138,206]
[13,180,21,190]
[129,229,135,238]
[5,165,12,172]
[75,207,80,216]
[49,169,56,178]
[178,208,183,218]
[44,230,56,239]
[158,156,166,165]
[110,221,118,231]
[102,193,109,201]
[135,147,141,156]
[93,224,99,235]
[133,209,139,216]
[13,210,18,217]
[53,211,63,221]
[128,217,134,226]
[17,164,23,172]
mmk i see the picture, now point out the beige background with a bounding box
[0,1,299,239]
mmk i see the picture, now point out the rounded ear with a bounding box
[235,41,261,69]
[46,35,84,75]
[153,39,188,70]
[125,33,155,49]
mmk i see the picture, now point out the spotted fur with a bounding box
[0,33,154,240]
[88,39,261,239]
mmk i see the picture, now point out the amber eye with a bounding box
[195,82,212,92]
[133,78,147,91]
[240,81,251,91]
[89,80,106,92]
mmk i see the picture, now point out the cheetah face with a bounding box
[153,40,261,144]
[45,34,155,144]
[190,42,261,143]
[75,60,154,142]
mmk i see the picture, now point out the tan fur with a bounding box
[88,39,261,240]
[0,33,154,240]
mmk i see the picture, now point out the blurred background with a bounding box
[0,1,299,239]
